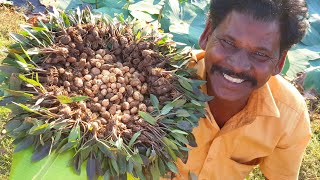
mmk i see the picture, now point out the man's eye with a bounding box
[221,39,235,48]
[254,51,267,57]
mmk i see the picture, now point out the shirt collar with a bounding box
[192,51,280,119]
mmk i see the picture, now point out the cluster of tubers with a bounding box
[36,22,181,142]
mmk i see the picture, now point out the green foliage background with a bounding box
[38,0,320,94]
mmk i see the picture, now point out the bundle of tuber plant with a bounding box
[3,8,212,180]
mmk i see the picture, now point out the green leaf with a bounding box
[10,147,90,179]
[150,94,159,109]
[177,120,193,132]
[162,137,178,150]
[160,0,209,47]
[303,67,320,95]
[39,0,83,11]
[57,95,73,104]
[29,123,49,135]
[191,99,202,106]
[97,141,116,160]
[32,141,52,162]
[132,154,143,165]
[18,74,43,88]
[171,129,188,135]
[176,109,190,117]
[158,158,166,176]
[13,102,42,115]
[86,157,96,180]
[4,89,33,97]
[150,162,160,180]
[5,120,22,132]
[160,103,173,115]
[172,99,186,108]
[118,154,127,175]
[70,96,89,102]
[129,131,141,147]
[14,136,35,152]
[139,111,157,125]
[58,141,76,153]
[111,159,119,175]
[171,132,189,144]
[10,33,30,45]
[68,124,80,142]
[178,78,193,91]
[166,161,178,174]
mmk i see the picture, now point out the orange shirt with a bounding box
[172,51,311,180]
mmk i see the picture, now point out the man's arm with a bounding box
[260,108,311,180]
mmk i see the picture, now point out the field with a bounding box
[0,6,320,180]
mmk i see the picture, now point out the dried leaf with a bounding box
[139,111,157,125]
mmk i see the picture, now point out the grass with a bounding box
[0,107,13,180]
[0,5,320,180]
[0,6,25,61]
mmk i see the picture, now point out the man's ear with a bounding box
[272,50,288,75]
[199,20,214,50]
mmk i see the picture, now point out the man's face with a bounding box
[200,10,283,103]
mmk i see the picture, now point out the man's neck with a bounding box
[209,98,247,128]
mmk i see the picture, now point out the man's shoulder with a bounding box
[269,75,306,112]
[268,75,309,133]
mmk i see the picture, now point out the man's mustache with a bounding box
[210,65,257,87]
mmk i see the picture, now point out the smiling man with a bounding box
[173,0,311,179]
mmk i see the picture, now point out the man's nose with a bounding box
[226,49,251,73]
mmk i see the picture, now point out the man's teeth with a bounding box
[223,73,244,83]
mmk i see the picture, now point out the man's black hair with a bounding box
[209,0,309,54]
